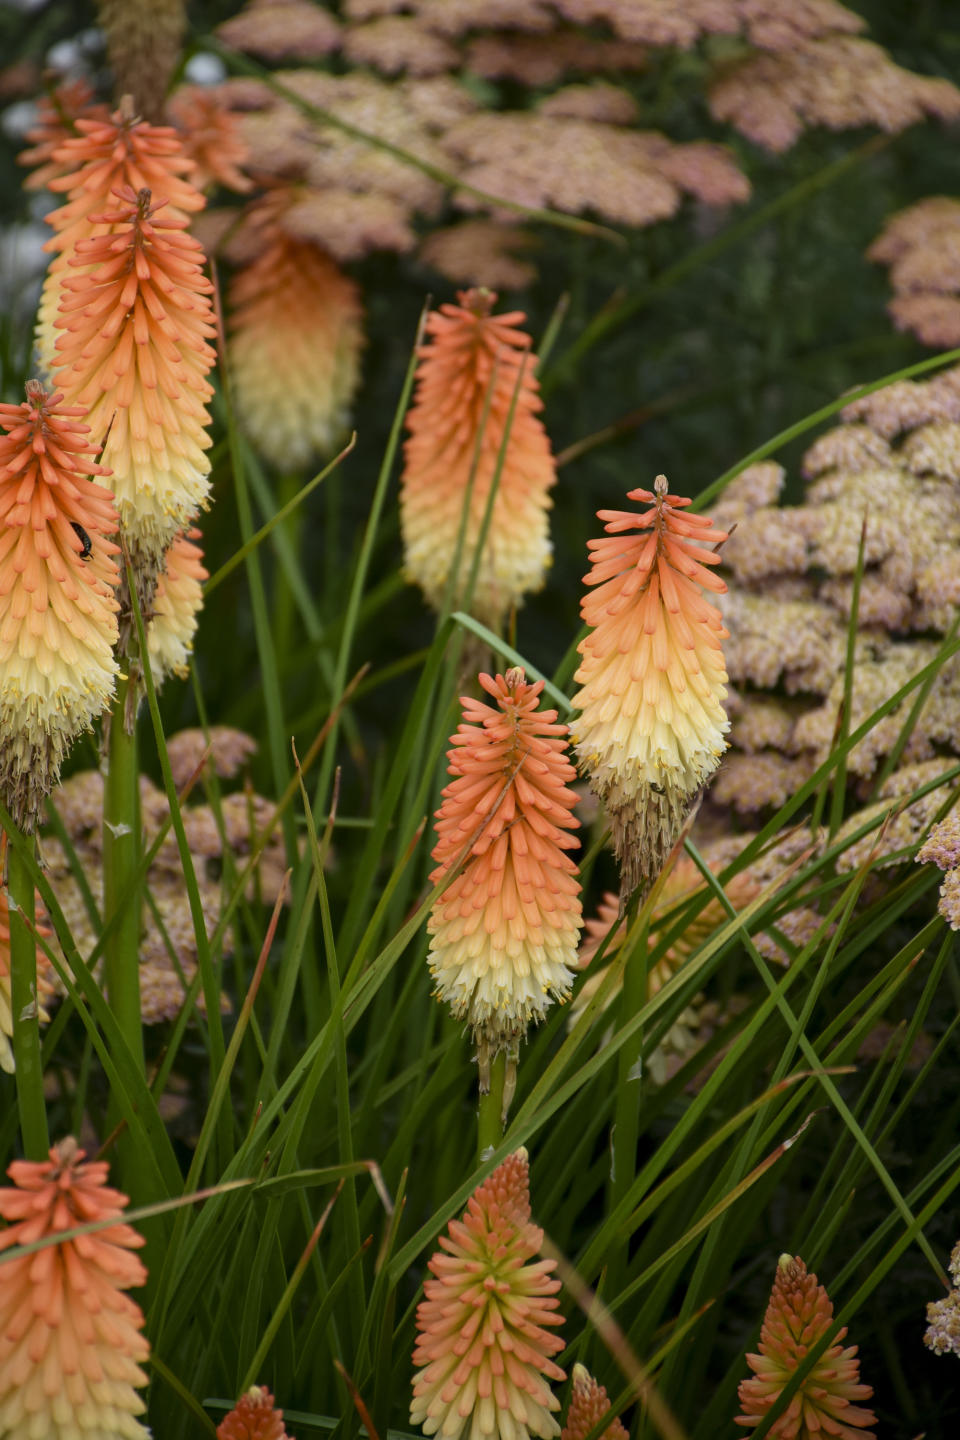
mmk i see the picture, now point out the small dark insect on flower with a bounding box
[70,521,92,560]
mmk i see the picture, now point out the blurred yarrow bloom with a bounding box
[0,381,120,830]
[736,1254,876,1438]
[572,475,730,897]
[227,196,363,471]
[561,1365,628,1440]
[401,288,556,630]
[427,669,581,1089]
[217,1384,291,1440]
[924,1237,960,1358]
[0,1137,150,1440]
[32,102,205,372]
[53,184,216,609]
[410,1148,565,1440]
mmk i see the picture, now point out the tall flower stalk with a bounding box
[427,669,581,1145]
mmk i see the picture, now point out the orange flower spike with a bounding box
[0,381,120,829]
[0,1137,151,1440]
[148,526,208,685]
[401,288,556,630]
[17,79,109,192]
[561,1365,628,1440]
[167,85,253,193]
[53,185,217,588]
[411,1149,566,1440]
[572,474,730,897]
[428,668,581,1082]
[217,1385,292,1440]
[227,199,363,471]
[35,102,205,369]
[736,1255,877,1439]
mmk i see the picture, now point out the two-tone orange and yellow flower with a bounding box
[401,289,556,631]
[217,1384,292,1440]
[52,183,217,606]
[572,475,730,897]
[561,1365,628,1440]
[411,1148,565,1440]
[34,103,205,373]
[736,1254,876,1439]
[148,525,208,685]
[0,1137,150,1440]
[0,381,120,829]
[227,194,363,472]
[428,669,581,1083]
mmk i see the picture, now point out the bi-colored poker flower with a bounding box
[148,526,208,685]
[34,102,205,372]
[227,193,363,471]
[217,1384,291,1440]
[0,381,120,830]
[53,184,217,614]
[736,1254,876,1438]
[0,1137,150,1440]
[410,1148,565,1440]
[561,1365,628,1440]
[572,475,730,898]
[427,669,581,1089]
[400,288,556,630]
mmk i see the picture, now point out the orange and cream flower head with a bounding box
[401,289,556,631]
[33,100,205,372]
[736,1254,876,1439]
[52,184,217,615]
[561,1365,628,1440]
[572,475,730,898]
[428,669,581,1093]
[411,1148,566,1440]
[0,380,120,830]
[0,1136,151,1440]
[226,192,363,473]
[148,525,208,686]
[217,1384,292,1440]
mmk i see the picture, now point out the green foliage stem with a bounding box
[8,837,48,1159]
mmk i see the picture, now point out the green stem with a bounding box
[102,674,145,1076]
[610,906,647,1249]
[478,1051,507,1159]
[9,836,49,1158]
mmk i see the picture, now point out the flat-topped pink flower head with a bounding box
[411,1149,566,1440]
[572,474,730,896]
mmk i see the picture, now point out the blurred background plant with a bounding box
[0,1,959,1437]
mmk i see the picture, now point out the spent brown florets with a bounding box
[419,219,539,289]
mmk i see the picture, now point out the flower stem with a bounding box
[478,1050,507,1159]
[102,673,145,1076]
[611,902,647,1235]
[9,836,49,1159]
